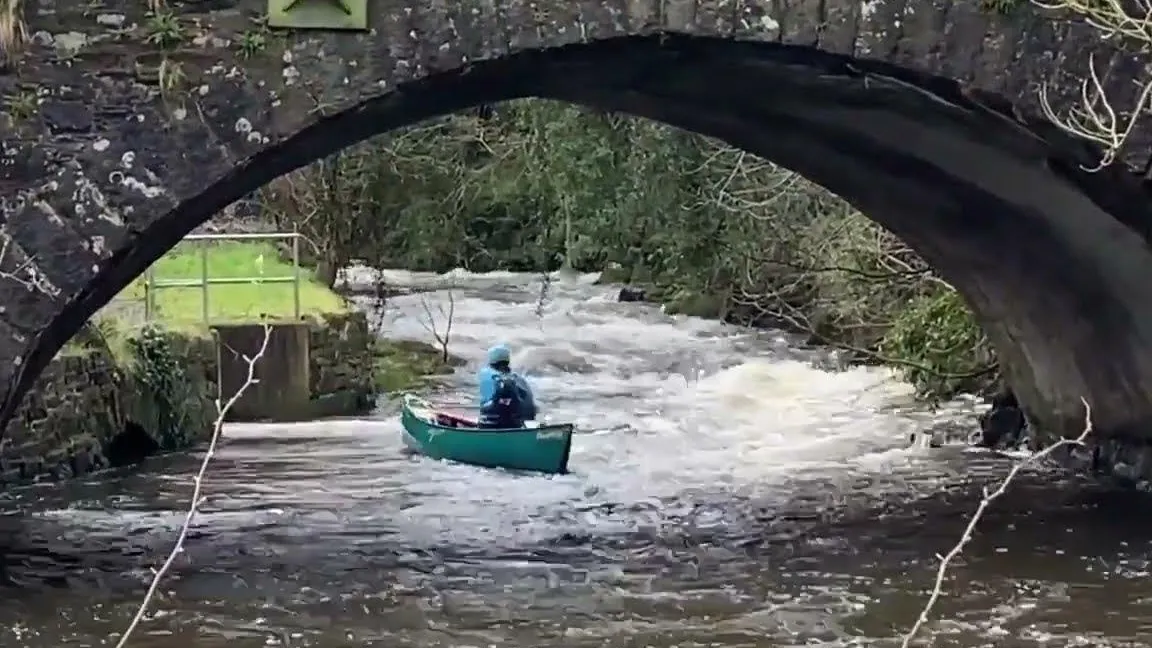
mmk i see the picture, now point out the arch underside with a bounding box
[8,36,1152,439]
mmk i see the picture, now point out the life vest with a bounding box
[489,373,524,426]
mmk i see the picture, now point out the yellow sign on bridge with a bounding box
[267,0,368,31]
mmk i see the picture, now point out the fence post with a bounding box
[144,266,153,322]
[200,240,210,325]
[141,232,303,327]
[292,232,301,319]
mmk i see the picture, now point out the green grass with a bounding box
[116,240,346,329]
[374,339,465,393]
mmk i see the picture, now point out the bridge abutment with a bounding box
[214,322,313,422]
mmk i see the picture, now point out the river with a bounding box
[0,270,1150,647]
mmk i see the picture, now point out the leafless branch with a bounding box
[113,322,273,648]
[1033,0,1152,171]
[0,0,27,65]
[535,272,552,327]
[0,228,61,297]
[419,282,456,363]
[367,266,391,335]
[732,247,937,283]
[730,287,997,381]
[900,398,1095,647]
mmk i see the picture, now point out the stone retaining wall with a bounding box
[119,327,218,452]
[0,349,122,485]
[0,310,380,488]
[308,312,378,417]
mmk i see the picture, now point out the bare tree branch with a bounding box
[0,228,62,297]
[0,0,28,65]
[1034,0,1152,170]
[418,282,455,363]
[113,322,273,648]
[900,398,1095,647]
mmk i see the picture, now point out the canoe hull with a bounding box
[400,402,573,474]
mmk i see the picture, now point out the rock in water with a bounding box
[105,422,161,467]
[976,387,1028,450]
[908,430,941,449]
[617,286,647,303]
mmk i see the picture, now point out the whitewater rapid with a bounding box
[13,268,1138,648]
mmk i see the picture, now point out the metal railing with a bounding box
[143,231,302,325]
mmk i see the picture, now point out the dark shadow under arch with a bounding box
[15,33,1152,440]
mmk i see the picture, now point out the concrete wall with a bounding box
[207,311,378,420]
[215,323,312,422]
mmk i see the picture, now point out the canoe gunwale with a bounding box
[407,403,573,435]
[400,399,574,474]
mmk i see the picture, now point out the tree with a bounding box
[268,98,997,400]
[419,282,456,364]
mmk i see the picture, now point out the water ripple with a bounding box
[0,270,1149,648]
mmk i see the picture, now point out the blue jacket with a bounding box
[478,366,537,427]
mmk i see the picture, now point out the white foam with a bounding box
[44,269,981,543]
[355,269,976,515]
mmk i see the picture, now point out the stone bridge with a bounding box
[0,0,1150,442]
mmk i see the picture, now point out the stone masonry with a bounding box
[0,310,379,487]
[0,0,1151,448]
[0,347,122,484]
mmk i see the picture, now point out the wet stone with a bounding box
[40,101,95,133]
[1073,437,1152,489]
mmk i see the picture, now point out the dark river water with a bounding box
[0,270,1150,647]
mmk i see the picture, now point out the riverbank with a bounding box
[0,241,460,488]
[605,271,1152,488]
[598,265,1000,398]
[255,99,997,404]
[331,267,1152,490]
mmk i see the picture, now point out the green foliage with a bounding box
[269,99,999,401]
[236,28,267,59]
[373,339,462,393]
[3,88,36,121]
[978,0,1025,15]
[880,288,996,401]
[144,10,184,49]
[124,325,203,450]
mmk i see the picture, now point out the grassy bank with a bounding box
[97,240,457,395]
[120,240,346,326]
[374,339,466,392]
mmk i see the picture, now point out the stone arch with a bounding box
[4,35,1152,440]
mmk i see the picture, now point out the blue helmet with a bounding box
[486,344,511,365]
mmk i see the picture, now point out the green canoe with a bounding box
[399,394,574,474]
